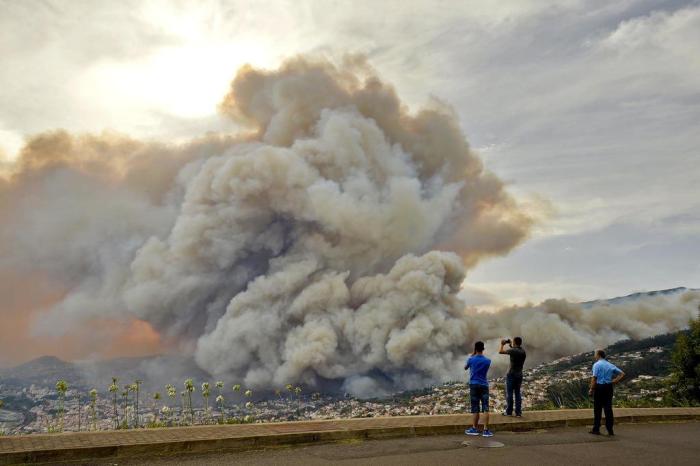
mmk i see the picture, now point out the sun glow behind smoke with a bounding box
[0,272,165,366]
[76,2,285,121]
[0,126,24,166]
[80,41,277,120]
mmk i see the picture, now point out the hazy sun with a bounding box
[77,1,284,121]
[81,41,275,120]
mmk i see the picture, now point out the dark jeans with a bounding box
[593,383,614,433]
[469,384,490,413]
[506,373,523,415]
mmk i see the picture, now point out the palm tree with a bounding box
[294,386,303,417]
[201,382,210,423]
[128,379,143,428]
[184,379,195,425]
[231,384,241,421]
[243,389,253,419]
[109,378,119,429]
[77,392,82,432]
[89,389,98,431]
[55,380,68,432]
[216,395,225,423]
[133,380,142,428]
[0,399,5,436]
[161,405,171,425]
[166,385,176,403]
[153,392,161,424]
[215,381,225,422]
[165,384,176,425]
[122,385,131,429]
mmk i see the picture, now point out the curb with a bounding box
[1,411,699,464]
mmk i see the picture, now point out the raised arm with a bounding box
[498,340,509,355]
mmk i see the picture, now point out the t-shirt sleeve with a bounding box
[592,362,600,378]
[612,364,622,375]
[505,348,514,355]
[465,358,471,370]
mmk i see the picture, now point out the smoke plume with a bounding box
[1,56,697,395]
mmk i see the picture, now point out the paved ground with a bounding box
[1,408,699,464]
[2,407,698,456]
[111,421,700,466]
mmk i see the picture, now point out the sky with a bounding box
[1,0,699,310]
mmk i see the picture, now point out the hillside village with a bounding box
[0,333,677,435]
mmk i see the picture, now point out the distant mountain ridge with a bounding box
[0,354,208,392]
[0,356,81,387]
[580,286,697,308]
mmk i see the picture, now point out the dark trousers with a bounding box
[593,383,614,433]
[506,373,523,415]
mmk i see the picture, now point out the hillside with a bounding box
[525,331,680,409]
[0,356,81,388]
[580,287,695,307]
[0,330,687,435]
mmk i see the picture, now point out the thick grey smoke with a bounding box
[0,56,697,395]
[120,56,531,391]
[470,289,700,376]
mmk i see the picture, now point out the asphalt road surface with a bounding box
[107,421,699,466]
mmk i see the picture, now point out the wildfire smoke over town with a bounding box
[1,56,698,396]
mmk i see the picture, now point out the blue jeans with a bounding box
[506,373,523,415]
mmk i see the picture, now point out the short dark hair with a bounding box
[514,337,522,346]
[474,341,485,353]
[596,349,606,359]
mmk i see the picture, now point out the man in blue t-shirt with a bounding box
[464,341,493,437]
[588,349,625,436]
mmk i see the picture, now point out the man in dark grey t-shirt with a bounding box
[499,336,526,417]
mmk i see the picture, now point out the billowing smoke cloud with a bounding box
[470,289,700,373]
[0,56,697,395]
[120,56,530,391]
[0,130,237,363]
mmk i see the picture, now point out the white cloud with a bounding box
[602,5,700,55]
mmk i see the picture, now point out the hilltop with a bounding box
[580,286,695,307]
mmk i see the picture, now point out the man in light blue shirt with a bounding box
[588,349,625,436]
